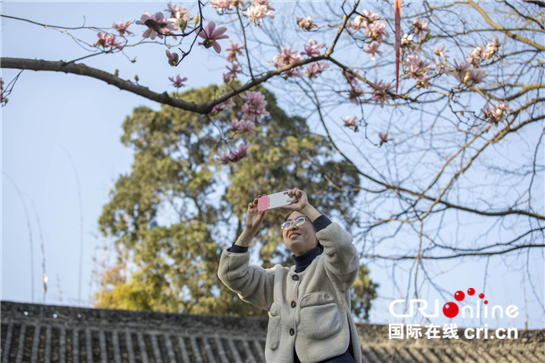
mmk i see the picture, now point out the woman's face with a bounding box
[282,211,319,257]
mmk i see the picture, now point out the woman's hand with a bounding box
[244,194,267,233]
[279,188,310,212]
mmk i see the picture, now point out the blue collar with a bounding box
[291,245,323,273]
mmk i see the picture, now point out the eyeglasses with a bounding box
[280,216,308,230]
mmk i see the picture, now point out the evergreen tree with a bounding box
[96,80,378,319]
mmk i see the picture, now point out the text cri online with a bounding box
[464,327,518,340]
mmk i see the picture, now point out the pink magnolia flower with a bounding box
[467,67,486,85]
[451,60,485,86]
[136,11,175,40]
[113,20,133,36]
[305,62,329,79]
[482,101,509,124]
[297,16,317,31]
[230,119,256,135]
[169,74,188,88]
[341,115,358,132]
[197,21,229,54]
[370,79,393,107]
[165,3,190,19]
[378,131,391,146]
[361,9,380,23]
[364,41,382,60]
[271,46,303,79]
[211,96,236,114]
[404,54,431,79]
[365,21,389,43]
[451,59,472,81]
[219,143,251,164]
[401,33,416,52]
[343,67,359,85]
[349,15,368,31]
[210,0,234,13]
[485,36,501,61]
[273,46,299,66]
[243,3,274,26]
[94,33,123,50]
[467,46,485,67]
[165,50,180,66]
[432,44,447,58]
[409,16,430,40]
[226,41,244,63]
[167,10,191,38]
[223,62,242,83]
[415,76,431,89]
[252,0,274,11]
[301,39,326,58]
[241,90,270,122]
[348,86,364,105]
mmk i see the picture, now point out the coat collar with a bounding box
[291,245,322,273]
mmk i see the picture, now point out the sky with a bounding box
[2,0,544,332]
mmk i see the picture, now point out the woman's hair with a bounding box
[283,210,324,252]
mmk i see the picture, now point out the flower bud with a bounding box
[194,14,199,25]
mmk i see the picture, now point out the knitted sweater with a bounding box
[219,214,361,363]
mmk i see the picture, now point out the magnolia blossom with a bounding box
[165,3,190,19]
[409,16,430,40]
[209,0,236,13]
[370,79,393,107]
[482,102,509,124]
[305,62,329,79]
[432,44,447,58]
[378,131,391,146]
[348,86,364,105]
[226,41,244,63]
[230,119,256,134]
[219,143,251,164]
[485,36,501,61]
[452,60,486,86]
[165,50,179,66]
[343,67,359,85]
[467,46,485,67]
[404,54,432,89]
[243,3,274,26]
[136,12,175,40]
[401,33,416,52]
[113,20,133,36]
[223,62,242,83]
[297,16,317,31]
[365,21,389,43]
[241,90,270,121]
[211,96,236,114]
[301,39,326,58]
[435,58,452,75]
[364,41,382,60]
[198,21,229,54]
[404,54,431,79]
[341,115,358,132]
[169,75,188,88]
[94,33,123,50]
[168,8,191,37]
[271,46,302,79]
[362,9,380,22]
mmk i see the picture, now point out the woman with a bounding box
[217,188,362,363]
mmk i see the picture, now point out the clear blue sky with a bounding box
[2,1,543,331]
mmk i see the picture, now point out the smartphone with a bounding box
[257,191,296,212]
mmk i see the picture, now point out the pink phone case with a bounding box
[257,192,296,212]
[258,196,269,211]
